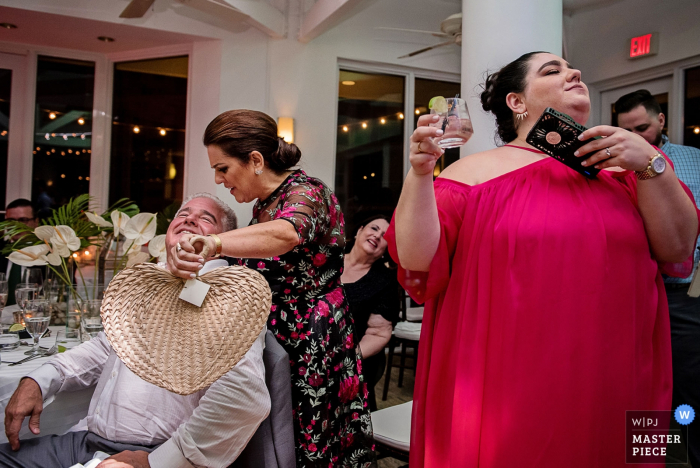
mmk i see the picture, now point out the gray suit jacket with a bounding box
[231,330,296,468]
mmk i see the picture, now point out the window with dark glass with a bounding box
[335,70,405,235]
[414,78,461,178]
[109,56,187,213]
[32,56,95,216]
[684,66,700,149]
[0,68,11,210]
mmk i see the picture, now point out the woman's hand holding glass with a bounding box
[574,125,658,171]
[410,115,447,176]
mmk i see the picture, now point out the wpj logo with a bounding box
[626,407,693,464]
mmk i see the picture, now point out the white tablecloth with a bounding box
[0,326,95,444]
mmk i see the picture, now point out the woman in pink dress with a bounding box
[386,52,700,467]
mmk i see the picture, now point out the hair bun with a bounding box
[480,71,499,113]
[269,137,302,172]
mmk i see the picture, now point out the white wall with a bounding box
[567,0,700,85]
[0,0,461,224]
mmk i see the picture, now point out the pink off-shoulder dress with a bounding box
[385,153,700,468]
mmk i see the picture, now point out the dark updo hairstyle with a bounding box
[203,109,301,173]
[480,51,547,144]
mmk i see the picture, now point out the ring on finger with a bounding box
[417,141,425,153]
[176,243,182,252]
[605,147,611,157]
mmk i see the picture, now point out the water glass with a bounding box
[81,300,103,341]
[429,97,474,148]
[22,269,44,296]
[0,280,8,309]
[23,299,50,356]
[15,285,37,316]
[65,296,82,342]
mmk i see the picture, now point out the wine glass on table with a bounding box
[15,284,37,314]
[0,280,8,310]
[22,299,50,356]
[81,300,103,340]
[429,95,474,148]
[22,269,44,297]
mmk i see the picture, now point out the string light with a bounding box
[60,174,65,178]
[338,112,408,134]
[133,126,140,134]
[78,118,85,125]
[371,173,375,177]
[415,109,420,115]
[49,112,56,120]
[694,127,700,135]
[159,129,166,136]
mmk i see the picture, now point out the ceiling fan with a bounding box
[120,0,156,18]
[378,12,462,59]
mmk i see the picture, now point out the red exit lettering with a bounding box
[630,34,653,58]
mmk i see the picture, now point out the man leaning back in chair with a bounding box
[0,193,271,468]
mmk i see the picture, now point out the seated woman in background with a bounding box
[342,215,399,411]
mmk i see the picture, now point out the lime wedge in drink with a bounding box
[429,96,448,114]
[8,324,25,333]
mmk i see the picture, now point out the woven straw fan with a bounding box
[102,235,272,395]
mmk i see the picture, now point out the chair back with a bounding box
[230,330,296,468]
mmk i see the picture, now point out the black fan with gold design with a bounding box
[526,108,600,179]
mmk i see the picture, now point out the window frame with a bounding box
[336,59,460,178]
[0,40,201,212]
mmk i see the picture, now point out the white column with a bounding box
[461,0,563,155]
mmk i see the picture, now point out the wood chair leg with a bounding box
[382,341,395,401]
[398,341,407,388]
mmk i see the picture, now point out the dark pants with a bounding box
[667,284,700,467]
[362,352,386,412]
[0,431,158,468]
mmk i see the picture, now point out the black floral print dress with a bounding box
[232,170,376,467]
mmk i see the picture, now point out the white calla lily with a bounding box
[111,211,131,238]
[148,235,167,263]
[123,213,157,246]
[34,226,56,242]
[8,245,50,266]
[45,251,62,266]
[126,251,151,267]
[49,226,81,254]
[86,211,113,228]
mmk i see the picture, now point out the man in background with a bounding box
[616,89,700,466]
[1,199,39,305]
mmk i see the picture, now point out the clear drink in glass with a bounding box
[430,97,474,148]
[22,299,50,355]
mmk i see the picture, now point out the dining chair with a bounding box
[372,400,412,465]
[382,286,422,401]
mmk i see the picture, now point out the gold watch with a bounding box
[635,153,666,180]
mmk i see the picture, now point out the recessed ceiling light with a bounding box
[98,36,115,42]
[0,23,18,30]
[341,81,356,86]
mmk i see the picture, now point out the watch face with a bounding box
[652,155,666,173]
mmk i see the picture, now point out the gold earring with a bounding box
[516,111,529,121]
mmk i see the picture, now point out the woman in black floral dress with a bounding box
[170,110,376,467]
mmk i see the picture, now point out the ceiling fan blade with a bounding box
[376,27,450,38]
[398,40,455,59]
[120,0,156,18]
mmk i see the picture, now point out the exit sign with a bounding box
[629,33,659,59]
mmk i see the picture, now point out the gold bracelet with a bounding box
[208,234,222,258]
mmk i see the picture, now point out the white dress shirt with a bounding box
[26,261,271,468]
